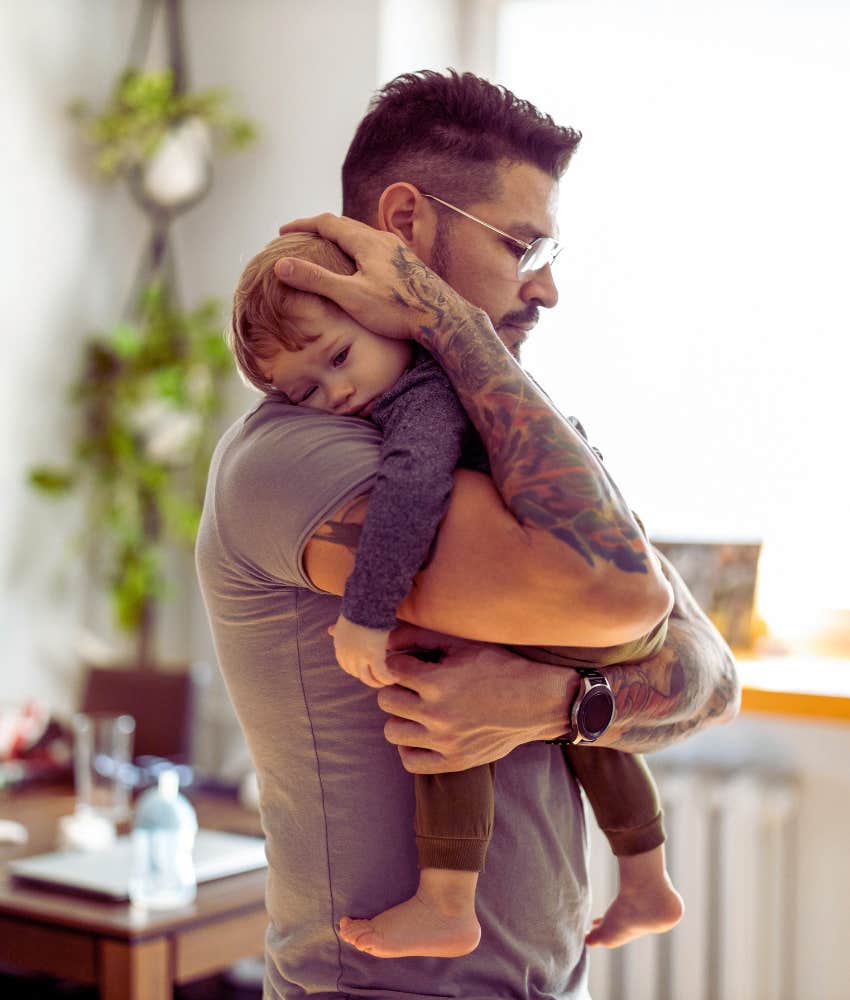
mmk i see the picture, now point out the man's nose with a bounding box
[520,264,558,309]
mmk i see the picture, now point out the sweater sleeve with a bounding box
[341,359,470,630]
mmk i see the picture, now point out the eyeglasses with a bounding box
[422,193,563,278]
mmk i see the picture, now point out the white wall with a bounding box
[1,2,144,711]
[378,0,500,82]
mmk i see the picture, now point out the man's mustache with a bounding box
[498,306,539,329]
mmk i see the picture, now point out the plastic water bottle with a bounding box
[129,768,198,908]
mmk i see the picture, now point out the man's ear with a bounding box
[376,182,437,261]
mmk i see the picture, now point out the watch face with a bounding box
[578,686,615,740]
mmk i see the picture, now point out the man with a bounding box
[196,71,739,999]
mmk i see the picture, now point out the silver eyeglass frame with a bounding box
[422,192,562,277]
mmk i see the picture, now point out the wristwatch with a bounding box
[547,668,615,746]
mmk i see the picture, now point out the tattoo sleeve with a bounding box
[313,519,362,555]
[391,248,649,574]
[597,550,742,750]
[601,622,740,751]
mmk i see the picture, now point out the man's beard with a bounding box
[429,218,453,283]
[430,220,537,358]
[496,305,539,357]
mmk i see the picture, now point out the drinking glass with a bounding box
[71,713,136,821]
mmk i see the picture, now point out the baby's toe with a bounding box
[340,917,381,951]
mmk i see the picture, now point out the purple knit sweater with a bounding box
[341,348,485,630]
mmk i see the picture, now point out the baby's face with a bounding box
[265,292,413,418]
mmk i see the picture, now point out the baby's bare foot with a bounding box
[585,881,684,949]
[339,869,481,959]
[339,894,481,958]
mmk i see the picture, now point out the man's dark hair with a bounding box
[342,69,582,223]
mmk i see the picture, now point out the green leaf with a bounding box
[152,366,186,403]
[28,467,74,495]
[161,492,202,545]
[71,67,258,178]
[109,322,145,359]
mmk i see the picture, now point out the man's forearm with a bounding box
[589,549,740,752]
[381,613,739,774]
[595,618,740,752]
[381,543,740,771]
[391,248,656,581]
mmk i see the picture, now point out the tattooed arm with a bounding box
[374,550,740,773]
[278,215,671,647]
[590,549,740,752]
[275,214,737,771]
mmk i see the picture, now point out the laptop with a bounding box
[8,828,267,901]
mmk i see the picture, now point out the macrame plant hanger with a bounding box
[118,0,205,667]
[123,0,196,319]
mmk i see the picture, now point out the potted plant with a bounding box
[30,37,257,669]
[70,66,256,215]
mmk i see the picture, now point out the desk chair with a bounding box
[80,666,196,762]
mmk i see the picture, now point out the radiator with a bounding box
[586,763,799,1000]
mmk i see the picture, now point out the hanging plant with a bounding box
[29,1,258,668]
[30,283,233,648]
[70,67,256,179]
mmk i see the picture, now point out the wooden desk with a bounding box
[0,787,267,999]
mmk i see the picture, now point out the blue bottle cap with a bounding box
[133,768,198,834]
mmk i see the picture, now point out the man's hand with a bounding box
[274,213,484,342]
[377,624,579,774]
[282,218,672,643]
[330,616,393,689]
[375,547,742,770]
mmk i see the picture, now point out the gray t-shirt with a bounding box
[196,397,591,1000]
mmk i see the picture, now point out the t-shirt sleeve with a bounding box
[211,401,382,591]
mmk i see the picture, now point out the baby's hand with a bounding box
[330,616,393,688]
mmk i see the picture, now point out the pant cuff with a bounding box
[416,836,489,872]
[604,810,666,857]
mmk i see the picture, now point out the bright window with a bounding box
[496,0,850,634]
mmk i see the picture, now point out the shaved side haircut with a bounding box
[342,69,582,224]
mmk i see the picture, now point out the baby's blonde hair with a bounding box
[229,233,356,393]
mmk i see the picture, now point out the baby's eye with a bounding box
[332,347,349,367]
[299,386,317,404]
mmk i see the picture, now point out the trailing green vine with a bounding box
[30,283,233,636]
[30,41,257,666]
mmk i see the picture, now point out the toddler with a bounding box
[229,233,683,959]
